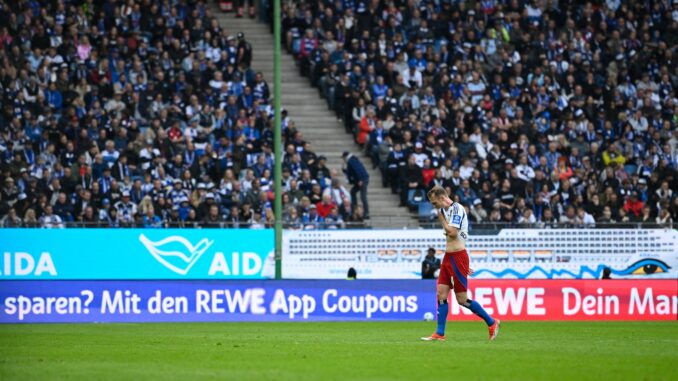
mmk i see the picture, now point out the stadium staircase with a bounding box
[212,6,415,228]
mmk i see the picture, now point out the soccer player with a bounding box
[421,186,500,341]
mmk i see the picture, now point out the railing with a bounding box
[0,218,673,230]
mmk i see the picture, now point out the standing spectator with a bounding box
[342,152,370,219]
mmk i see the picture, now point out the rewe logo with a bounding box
[139,234,213,275]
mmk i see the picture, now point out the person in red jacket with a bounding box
[357,107,375,146]
[315,194,336,219]
[554,156,573,180]
[623,192,644,219]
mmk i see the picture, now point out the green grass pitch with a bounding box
[1,322,676,381]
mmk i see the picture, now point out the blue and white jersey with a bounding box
[440,202,469,241]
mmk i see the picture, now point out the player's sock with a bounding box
[436,299,448,335]
[462,299,495,326]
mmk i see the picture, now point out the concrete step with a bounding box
[210,7,417,228]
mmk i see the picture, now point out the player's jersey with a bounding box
[440,202,469,241]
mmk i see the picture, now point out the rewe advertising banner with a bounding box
[0,280,675,323]
[446,280,677,321]
[0,229,275,279]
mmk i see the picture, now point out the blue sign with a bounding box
[0,280,436,323]
[0,229,274,279]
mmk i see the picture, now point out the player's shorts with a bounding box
[437,249,470,293]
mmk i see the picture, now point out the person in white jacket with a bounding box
[628,109,648,134]
[515,154,535,182]
[475,134,493,160]
[323,177,351,207]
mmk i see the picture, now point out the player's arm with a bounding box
[437,210,459,238]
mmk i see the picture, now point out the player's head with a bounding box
[427,186,449,208]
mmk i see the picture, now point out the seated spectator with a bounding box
[226,206,243,229]
[316,194,336,219]
[576,207,596,227]
[302,204,323,230]
[250,212,266,229]
[656,209,673,226]
[347,205,366,229]
[284,206,302,230]
[455,180,477,207]
[203,205,224,229]
[623,192,644,220]
[323,207,345,229]
[639,205,654,224]
[39,205,63,229]
[143,207,163,228]
[602,145,626,167]
[401,156,424,207]
[519,209,537,225]
[1,208,22,227]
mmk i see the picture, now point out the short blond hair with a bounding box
[427,186,447,200]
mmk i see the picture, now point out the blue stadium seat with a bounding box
[418,203,433,218]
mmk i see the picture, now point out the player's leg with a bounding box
[453,290,494,326]
[421,263,451,341]
[454,291,500,340]
[436,283,450,335]
[450,252,501,340]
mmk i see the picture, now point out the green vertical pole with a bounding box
[273,0,282,280]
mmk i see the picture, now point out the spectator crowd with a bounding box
[281,0,678,227]
[0,0,366,229]
[1,0,677,230]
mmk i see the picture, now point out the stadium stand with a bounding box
[277,0,678,227]
[1,0,677,230]
[0,0,366,229]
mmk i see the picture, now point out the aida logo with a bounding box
[139,234,213,275]
[138,234,265,276]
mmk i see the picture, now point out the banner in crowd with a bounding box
[283,229,678,280]
[0,229,275,279]
[0,280,674,323]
